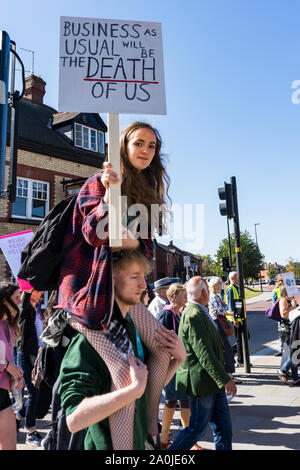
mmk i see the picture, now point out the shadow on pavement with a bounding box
[230,404,300,450]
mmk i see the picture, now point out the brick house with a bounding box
[260,262,285,281]
[0,73,107,282]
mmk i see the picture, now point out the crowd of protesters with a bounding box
[0,121,299,451]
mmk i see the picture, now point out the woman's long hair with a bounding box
[0,281,21,333]
[120,122,171,235]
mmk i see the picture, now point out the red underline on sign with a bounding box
[84,78,159,84]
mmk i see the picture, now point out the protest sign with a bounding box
[58,16,166,115]
[0,231,33,290]
[281,272,300,298]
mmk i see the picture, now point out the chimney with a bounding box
[24,74,46,105]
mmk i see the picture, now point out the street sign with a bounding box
[183,256,190,268]
[58,16,166,115]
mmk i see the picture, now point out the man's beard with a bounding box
[114,291,140,307]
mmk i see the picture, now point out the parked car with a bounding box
[268,279,276,285]
[295,279,300,285]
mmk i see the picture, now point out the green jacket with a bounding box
[59,309,148,450]
[176,302,230,397]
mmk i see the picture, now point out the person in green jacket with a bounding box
[59,249,186,450]
[169,276,237,451]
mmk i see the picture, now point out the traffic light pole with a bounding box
[0,32,24,201]
[231,176,251,373]
[227,217,233,267]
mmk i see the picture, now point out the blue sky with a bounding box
[1,0,300,265]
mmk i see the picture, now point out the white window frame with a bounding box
[74,123,105,154]
[12,177,50,220]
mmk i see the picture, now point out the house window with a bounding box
[98,131,105,154]
[74,123,105,154]
[12,178,49,220]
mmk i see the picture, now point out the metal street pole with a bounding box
[227,217,233,268]
[231,176,251,373]
[0,31,10,196]
[254,223,263,291]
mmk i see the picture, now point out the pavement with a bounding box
[170,339,300,451]
[16,289,300,451]
[245,289,273,305]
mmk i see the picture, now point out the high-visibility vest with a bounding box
[225,284,241,323]
[273,287,281,302]
[224,284,239,304]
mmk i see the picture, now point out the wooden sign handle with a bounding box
[108,113,122,248]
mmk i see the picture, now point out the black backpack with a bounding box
[18,195,82,291]
[42,376,86,450]
[38,322,87,450]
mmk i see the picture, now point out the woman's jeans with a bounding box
[17,351,39,431]
[281,357,299,381]
[169,392,232,450]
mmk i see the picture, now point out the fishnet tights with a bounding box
[128,303,171,436]
[69,303,170,450]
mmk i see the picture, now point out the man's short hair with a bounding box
[186,277,207,302]
[229,271,237,283]
[112,250,150,274]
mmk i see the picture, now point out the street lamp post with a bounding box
[254,223,262,291]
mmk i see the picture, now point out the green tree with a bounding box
[215,230,265,280]
[267,265,277,279]
[285,258,300,278]
[197,254,217,277]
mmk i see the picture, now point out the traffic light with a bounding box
[218,182,234,219]
[222,256,230,273]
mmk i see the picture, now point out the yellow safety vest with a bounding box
[224,284,239,303]
[225,284,242,323]
[273,287,281,301]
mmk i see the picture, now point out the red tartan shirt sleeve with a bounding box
[75,172,154,255]
[76,172,109,247]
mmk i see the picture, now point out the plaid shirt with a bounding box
[58,172,153,330]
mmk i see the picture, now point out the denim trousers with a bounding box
[169,392,232,450]
[281,357,299,381]
[17,351,39,431]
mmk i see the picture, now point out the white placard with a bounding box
[0,231,33,288]
[281,272,300,297]
[59,16,166,115]
[108,113,122,247]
